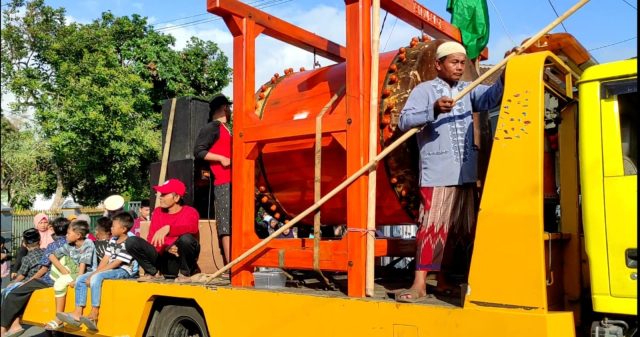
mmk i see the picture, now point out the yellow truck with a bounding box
[19,40,637,337]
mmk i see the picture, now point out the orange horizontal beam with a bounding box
[380,0,488,60]
[207,0,347,63]
[242,115,346,143]
[374,237,416,257]
[234,237,415,271]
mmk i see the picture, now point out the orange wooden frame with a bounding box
[206,0,475,297]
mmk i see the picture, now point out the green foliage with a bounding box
[0,116,54,209]
[1,0,232,207]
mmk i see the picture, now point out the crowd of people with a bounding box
[0,178,202,336]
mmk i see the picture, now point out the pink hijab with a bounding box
[33,213,54,249]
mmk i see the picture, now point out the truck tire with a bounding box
[155,304,209,337]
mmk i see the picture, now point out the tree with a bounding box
[1,0,232,207]
[0,116,54,209]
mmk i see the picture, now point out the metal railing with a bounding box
[9,209,105,257]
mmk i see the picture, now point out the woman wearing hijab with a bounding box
[33,213,54,249]
[10,213,54,280]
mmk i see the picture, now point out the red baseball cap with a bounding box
[153,179,186,197]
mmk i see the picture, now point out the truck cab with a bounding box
[578,59,637,324]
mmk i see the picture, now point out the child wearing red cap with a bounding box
[126,178,200,282]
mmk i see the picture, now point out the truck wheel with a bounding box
[155,305,209,337]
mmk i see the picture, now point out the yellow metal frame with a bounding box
[467,52,572,313]
[23,281,576,337]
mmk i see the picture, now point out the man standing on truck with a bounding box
[396,41,507,302]
[193,94,233,264]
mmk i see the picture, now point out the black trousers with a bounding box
[126,234,200,278]
[1,279,50,328]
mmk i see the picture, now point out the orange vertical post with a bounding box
[345,0,372,297]
[224,15,264,287]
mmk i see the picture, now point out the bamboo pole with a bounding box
[155,98,177,207]
[366,0,381,297]
[313,86,345,279]
[202,0,590,284]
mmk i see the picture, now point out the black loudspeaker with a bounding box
[149,159,215,220]
[161,97,210,161]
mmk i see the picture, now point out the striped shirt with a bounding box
[94,240,108,264]
[104,237,135,275]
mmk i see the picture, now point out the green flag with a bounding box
[447,0,490,59]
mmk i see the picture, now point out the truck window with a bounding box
[603,79,638,175]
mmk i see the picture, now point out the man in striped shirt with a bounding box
[57,212,136,332]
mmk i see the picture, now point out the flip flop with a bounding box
[56,312,82,328]
[80,316,99,331]
[395,289,433,303]
[5,328,25,337]
[44,319,63,331]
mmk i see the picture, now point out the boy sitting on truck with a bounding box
[1,218,70,337]
[1,229,42,299]
[44,220,97,331]
[57,212,137,332]
[93,216,112,264]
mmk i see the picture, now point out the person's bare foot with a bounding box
[174,274,192,283]
[138,272,162,281]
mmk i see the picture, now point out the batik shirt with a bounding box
[399,76,504,187]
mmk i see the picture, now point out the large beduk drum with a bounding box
[253,39,479,226]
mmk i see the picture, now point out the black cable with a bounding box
[383,17,398,52]
[156,0,292,32]
[620,0,637,10]
[588,36,637,51]
[379,10,388,38]
[546,0,568,33]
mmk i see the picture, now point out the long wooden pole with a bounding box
[202,0,590,284]
[314,86,345,277]
[155,97,177,207]
[366,0,381,297]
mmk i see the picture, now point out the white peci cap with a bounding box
[104,195,125,211]
[436,41,467,59]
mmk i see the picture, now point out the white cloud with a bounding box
[64,15,76,24]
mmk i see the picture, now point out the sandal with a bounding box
[44,319,63,331]
[80,316,99,331]
[56,312,82,328]
[395,288,432,303]
[5,328,25,337]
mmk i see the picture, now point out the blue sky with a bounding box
[3,0,638,97]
